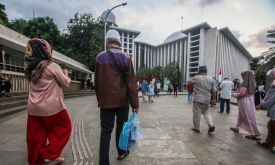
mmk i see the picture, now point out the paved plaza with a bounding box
[0,95,275,165]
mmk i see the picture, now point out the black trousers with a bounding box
[220,98,230,113]
[99,106,129,165]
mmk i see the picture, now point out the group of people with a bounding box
[23,28,275,165]
[188,65,275,153]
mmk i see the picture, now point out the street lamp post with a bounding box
[104,2,127,50]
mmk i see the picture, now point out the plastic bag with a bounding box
[118,112,143,150]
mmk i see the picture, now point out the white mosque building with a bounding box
[102,11,252,82]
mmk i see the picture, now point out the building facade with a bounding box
[134,22,252,82]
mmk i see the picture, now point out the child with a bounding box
[148,81,155,103]
[256,68,275,153]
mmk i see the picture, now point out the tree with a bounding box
[267,29,275,44]
[250,57,260,71]
[24,17,61,50]
[8,18,28,34]
[60,13,104,71]
[163,63,180,83]
[0,4,8,26]
[136,67,152,80]
[152,65,164,82]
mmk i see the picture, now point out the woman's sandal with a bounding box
[117,151,130,160]
[45,157,65,164]
[270,147,275,154]
[245,135,261,140]
[230,127,239,133]
[257,141,271,149]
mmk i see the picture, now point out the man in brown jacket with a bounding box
[95,29,139,165]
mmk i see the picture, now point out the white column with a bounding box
[145,46,148,67]
[133,43,137,72]
[138,44,141,69]
[179,41,182,70]
[172,43,174,63]
[186,32,191,80]
[121,32,124,51]
[199,28,205,66]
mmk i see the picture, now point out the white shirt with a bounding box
[156,83,161,89]
[219,80,234,99]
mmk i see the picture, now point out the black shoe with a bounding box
[208,126,215,133]
[218,111,223,113]
[191,128,200,133]
[117,151,130,160]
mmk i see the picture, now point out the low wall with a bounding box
[1,70,82,93]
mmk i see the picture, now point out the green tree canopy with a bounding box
[0,4,8,26]
[136,63,181,83]
[60,13,104,71]
[8,18,28,34]
[24,17,61,50]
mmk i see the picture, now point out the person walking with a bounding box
[95,29,139,165]
[173,81,178,97]
[156,80,161,97]
[231,70,260,140]
[256,68,275,153]
[219,77,234,113]
[187,81,194,103]
[148,81,155,103]
[140,79,149,102]
[189,66,216,133]
[25,38,72,165]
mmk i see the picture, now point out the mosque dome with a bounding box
[101,10,116,23]
[163,31,187,44]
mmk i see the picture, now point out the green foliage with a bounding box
[250,57,260,71]
[0,4,8,26]
[8,18,28,34]
[136,67,152,80]
[24,17,61,50]
[136,63,181,83]
[60,13,104,71]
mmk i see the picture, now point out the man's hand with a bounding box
[232,93,239,98]
[132,108,139,113]
[255,104,261,111]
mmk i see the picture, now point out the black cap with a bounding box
[198,65,207,72]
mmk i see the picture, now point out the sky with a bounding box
[2,0,275,57]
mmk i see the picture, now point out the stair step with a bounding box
[0,100,27,110]
[0,105,26,118]
[0,95,28,102]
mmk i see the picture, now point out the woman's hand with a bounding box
[62,68,69,77]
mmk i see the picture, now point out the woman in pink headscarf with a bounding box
[230,70,260,140]
[25,38,72,165]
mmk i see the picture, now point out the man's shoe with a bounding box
[117,151,130,160]
[208,126,215,133]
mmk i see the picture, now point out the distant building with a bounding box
[134,22,253,82]
[102,11,252,82]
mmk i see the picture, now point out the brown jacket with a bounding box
[95,48,139,109]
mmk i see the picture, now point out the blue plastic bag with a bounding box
[118,112,143,150]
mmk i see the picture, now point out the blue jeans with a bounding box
[220,98,230,113]
[188,92,193,102]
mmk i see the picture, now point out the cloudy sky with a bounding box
[2,0,275,57]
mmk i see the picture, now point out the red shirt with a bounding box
[187,83,193,92]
